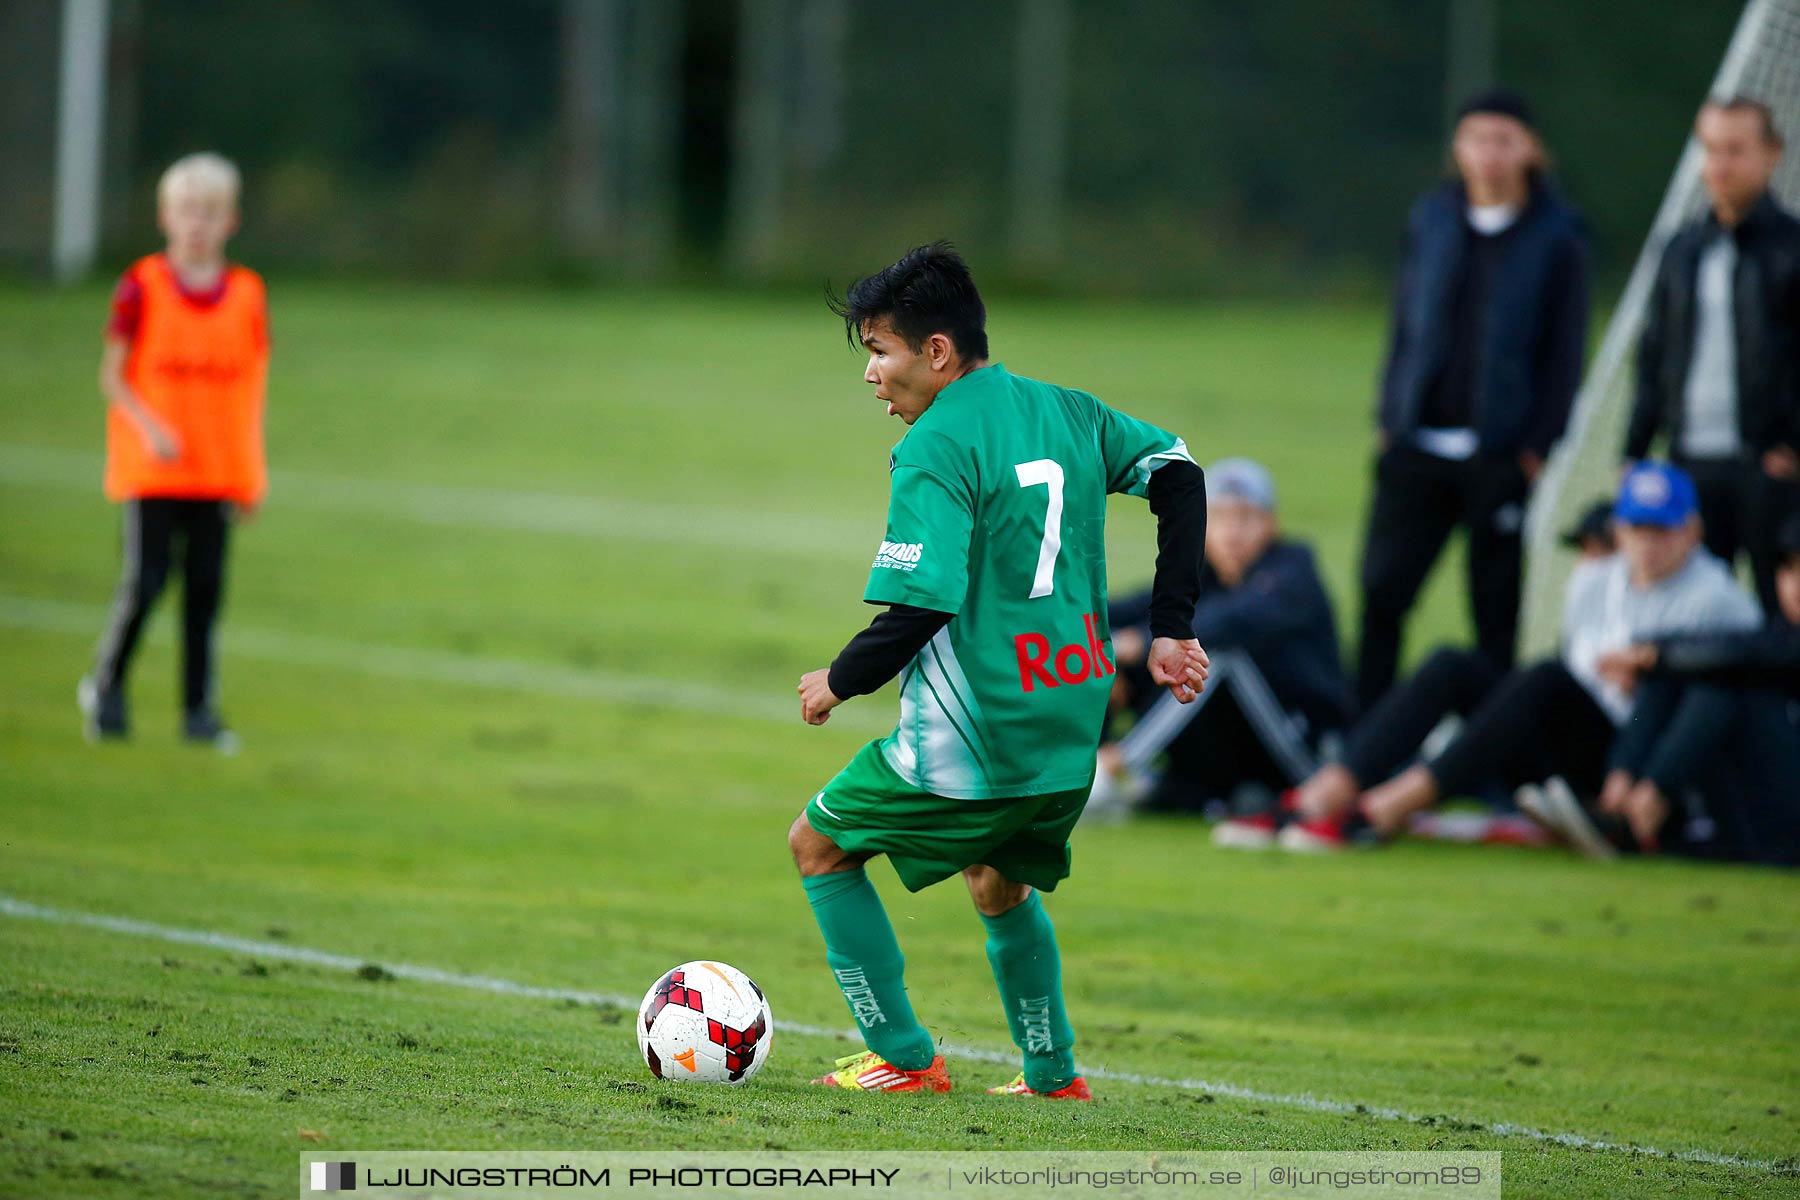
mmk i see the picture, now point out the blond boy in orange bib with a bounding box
[81,153,268,750]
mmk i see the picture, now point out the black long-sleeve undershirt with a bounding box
[826,459,1208,699]
[1145,459,1208,639]
[828,605,952,699]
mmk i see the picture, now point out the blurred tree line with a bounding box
[0,0,1745,293]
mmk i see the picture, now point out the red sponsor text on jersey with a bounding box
[1014,613,1114,692]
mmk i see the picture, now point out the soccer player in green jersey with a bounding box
[791,244,1212,1098]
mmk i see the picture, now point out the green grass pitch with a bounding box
[0,282,1796,1199]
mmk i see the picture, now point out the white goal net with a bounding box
[1520,0,1800,655]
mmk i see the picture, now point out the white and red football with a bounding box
[635,960,773,1085]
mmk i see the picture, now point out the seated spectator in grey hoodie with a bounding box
[1275,463,1759,851]
[1087,458,1351,819]
[1588,512,1800,864]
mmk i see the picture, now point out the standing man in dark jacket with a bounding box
[1357,88,1590,710]
[1626,95,1800,615]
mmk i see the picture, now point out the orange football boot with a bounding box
[987,1071,1093,1100]
[809,1050,951,1093]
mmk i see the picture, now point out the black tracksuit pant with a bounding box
[91,498,232,713]
[1114,650,1323,811]
[1426,660,1616,799]
[1674,453,1800,617]
[1611,676,1800,866]
[1357,445,1529,710]
[1341,645,1506,787]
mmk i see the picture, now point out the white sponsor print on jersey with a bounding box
[872,540,925,572]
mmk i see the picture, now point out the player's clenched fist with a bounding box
[797,668,843,725]
[1147,636,1209,703]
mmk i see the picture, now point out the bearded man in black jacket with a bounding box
[1627,95,1800,616]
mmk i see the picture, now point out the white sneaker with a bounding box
[1517,777,1615,860]
[1513,783,1550,831]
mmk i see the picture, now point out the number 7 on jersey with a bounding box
[1015,458,1065,599]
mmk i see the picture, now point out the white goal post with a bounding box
[1519,0,1800,656]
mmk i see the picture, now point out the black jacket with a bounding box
[1378,179,1589,457]
[1652,618,1800,703]
[1113,540,1352,734]
[1626,192,1800,460]
[1190,541,1353,733]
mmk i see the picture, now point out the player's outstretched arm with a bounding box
[1144,459,1210,703]
[797,604,953,725]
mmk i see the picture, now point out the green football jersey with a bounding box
[863,363,1194,799]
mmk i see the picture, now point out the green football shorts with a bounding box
[805,740,1091,894]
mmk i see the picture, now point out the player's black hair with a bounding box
[828,242,989,362]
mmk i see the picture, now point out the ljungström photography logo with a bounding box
[309,1161,356,1192]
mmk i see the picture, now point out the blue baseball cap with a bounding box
[1615,462,1697,528]
[1205,457,1277,511]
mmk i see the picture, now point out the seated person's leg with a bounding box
[1642,685,1800,864]
[1363,660,1607,834]
[1108,653,1230,780]
[1141,678,1253,812]
[1092,667,1221,820]
[1213,649,1321,786]
[1618,682,1742,853]
[1602,676,1687,815]
[1122,650,1322,812]
[1736,690,1800,865]
[1294,646,1504,819]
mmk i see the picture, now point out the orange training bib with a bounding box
[105,253,268,504]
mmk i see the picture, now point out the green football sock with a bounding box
[981,890,1077,1092]
[801,868,936,1070]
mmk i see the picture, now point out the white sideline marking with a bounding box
[0,442,870,559]
[0,894,1785,1174]
[0,593,890,733]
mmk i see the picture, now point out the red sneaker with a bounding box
[1211,813,1278,849]
[809,1050,951,1093]
[987,1072,1093,1100]
[1277,816,1348,852]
